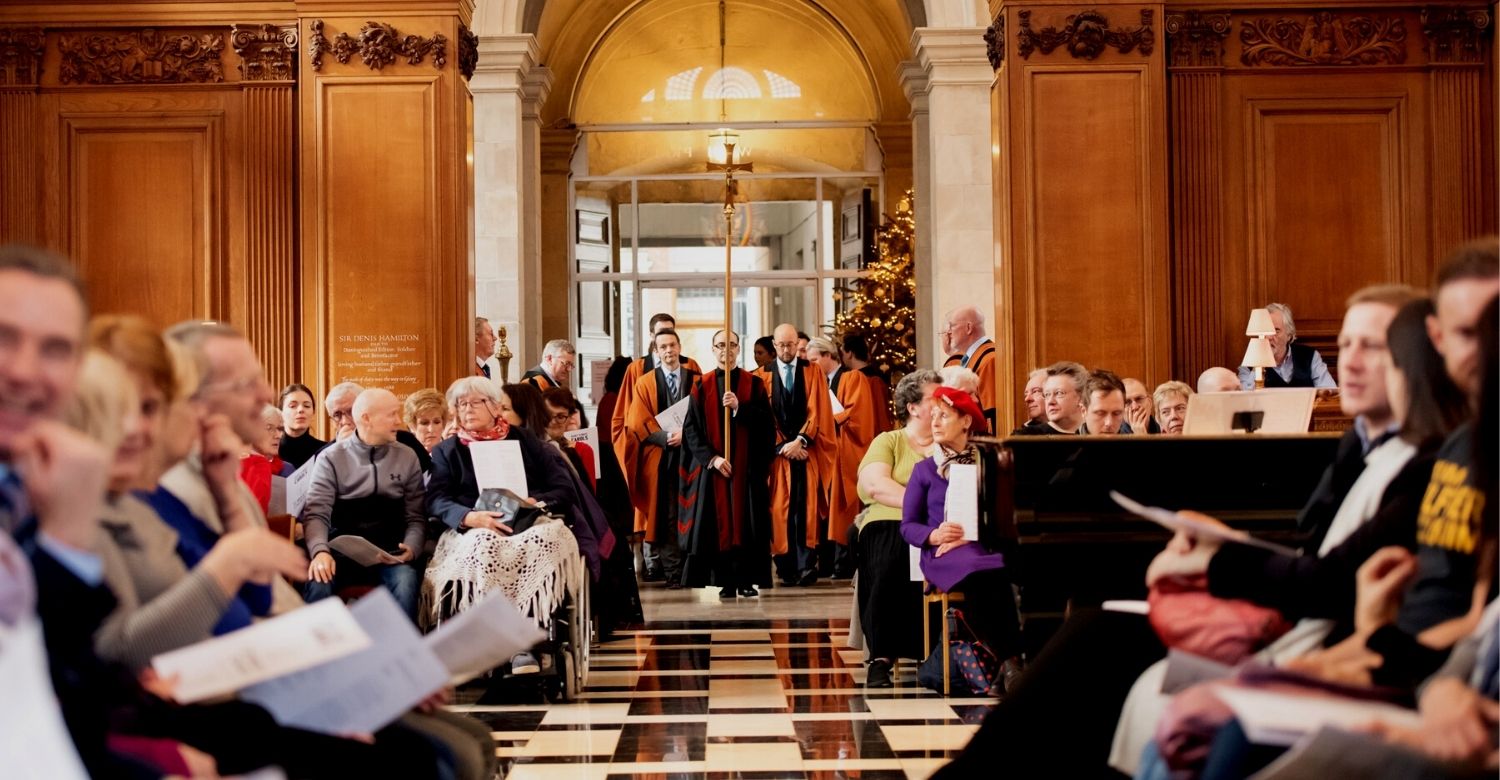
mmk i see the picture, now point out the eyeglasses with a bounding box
[329,410,352,421]
[1041,390,1075,400]
[453,399,490,410]
[548,411,571,423]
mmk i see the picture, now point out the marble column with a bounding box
[472,34,551,382]
[903,27,996,369]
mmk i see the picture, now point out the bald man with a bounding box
[941,306,997,430]
[1197,367,1241,394]
[301,388,427,619]
[757,323,836,586]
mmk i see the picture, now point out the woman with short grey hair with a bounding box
[854,368,943,687]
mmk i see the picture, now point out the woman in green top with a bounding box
[856,368,942,687]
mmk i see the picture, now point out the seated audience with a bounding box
[423,377,578,675]
[856,369,941,687]
[277,382,325,467]
[1,246,455,779]
[327,381,433,473]
[542,387,594,484]
[1021,368,1047,427]
[301,388,426,620]
[1237,302,1339,390]
[1014,361,1088,435]
[404,388,450,455]
[1153,381,1192,435]
[901,387,1022,682]
[1123,376,1161,434]
[240,403,293,516]
[1081,369,1129,434]
[939,365,980,404]
[65,344,306,669]
[1196,366,1241,394]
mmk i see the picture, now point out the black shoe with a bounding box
[719,586,736,598]
[866,659,894,688]
[641,568,664,583]
[796,568,818,587]
[737,585,759,597]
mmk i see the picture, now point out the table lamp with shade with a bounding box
[1243,308,1278,389]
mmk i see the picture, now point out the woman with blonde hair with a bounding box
[404,388,451,454]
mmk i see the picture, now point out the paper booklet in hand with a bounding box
[329,535,400,567]
[654,395,692,434]
[468,439,528,496]
[1110,491,1298,557]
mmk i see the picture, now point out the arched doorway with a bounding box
[545,0,913,395]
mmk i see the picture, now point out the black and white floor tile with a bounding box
[449,581,991,779]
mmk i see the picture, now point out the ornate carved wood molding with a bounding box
[232,24,297,82]
[1240,13,1407,67]
[0,28,44,86]
[1016,9,1154,60]
[458,25,478,80]
[1165,11,1232,68]
[306,20,448,73]
[58,29,225,84]
[983,13,1005,70]
[1421,6,1492,64]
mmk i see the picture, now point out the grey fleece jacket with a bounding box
[301,433,426,557]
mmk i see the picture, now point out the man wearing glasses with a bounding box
[1011,361,1088,436]
[523,339,577,391]
[622,329,700,589]
[940,306,998,431]
[679,330,773,597]
[757,323,835,587]
[324,381,432,473]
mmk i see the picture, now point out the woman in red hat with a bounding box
[899,386,1022,690]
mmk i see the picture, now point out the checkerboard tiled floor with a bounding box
[449,581,993,779]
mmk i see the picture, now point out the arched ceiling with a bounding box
[527,0,919,126]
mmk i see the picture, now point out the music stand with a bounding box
[1182,388,1316,435]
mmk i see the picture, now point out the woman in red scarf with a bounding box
[422,377,580,675]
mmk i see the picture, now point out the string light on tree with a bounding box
[833,190,917,384]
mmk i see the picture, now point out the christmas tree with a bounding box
[833,190,917,380]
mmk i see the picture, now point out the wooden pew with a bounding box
[991,433,1343,655]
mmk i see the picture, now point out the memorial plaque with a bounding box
[332,332,425,398]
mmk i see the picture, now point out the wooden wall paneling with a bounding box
[60,108,227,329]
[1220,69,1429,365]
[236,24,299,394]
[0,28,43,243]
[989,7,1016,432]
[997,3,1171,411]
[1166,12,1230,384]
[1424,8,1497,259]
[298,12,473,417]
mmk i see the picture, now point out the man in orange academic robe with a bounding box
[941,306,998,432]
[621,329,700,587]
[808,338,877,579]
[611,314,702,479]
[840,333,893,433]
[757,324,835,586]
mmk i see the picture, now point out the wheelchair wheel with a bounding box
[558,650,577,702]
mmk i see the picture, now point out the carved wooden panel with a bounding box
[62,114,224,328]
[1233,88,1424,354]
[1016,66,1170,387]
[1170,70,1225,383]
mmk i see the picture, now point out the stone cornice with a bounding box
[911,27,993,86]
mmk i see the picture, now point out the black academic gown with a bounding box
[678,368,773,588]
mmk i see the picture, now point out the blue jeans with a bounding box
[304,562,421,622]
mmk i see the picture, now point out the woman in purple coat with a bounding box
[900,386,1022,663]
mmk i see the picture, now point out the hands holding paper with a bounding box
[1144,510,1226,587]
[1364,677,1500,769]
[927,522,969,557]
[667,430,682,447]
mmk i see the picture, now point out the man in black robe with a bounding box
[678,331,772,597]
